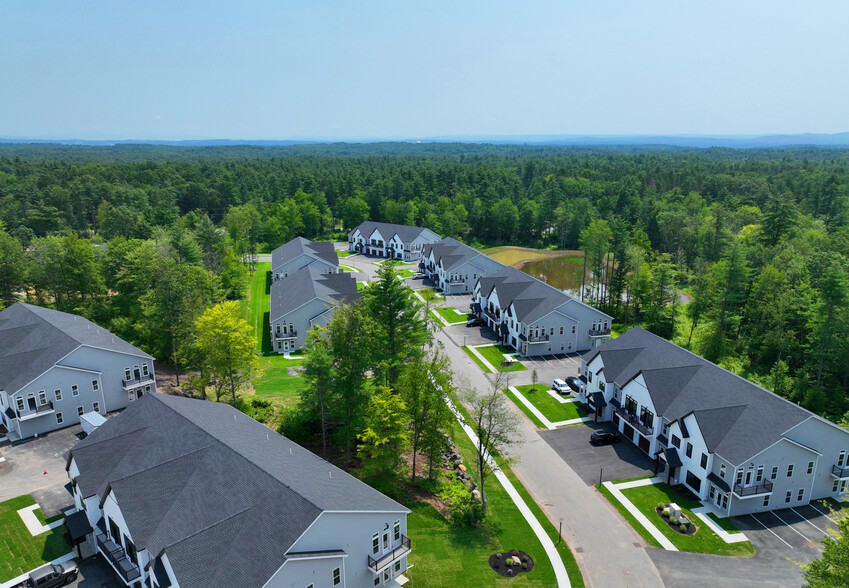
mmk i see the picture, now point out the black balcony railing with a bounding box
[96,533,141,583]
[483,309,500,323]
[122,374,154,388]
[589,328,612,337]
[18,401,55,419]
[733,479,774,497]
[527,333,550,343]
[368,535,411,572]
[275,331,298,339]
[613,405,654,436]
[832,464,849,478]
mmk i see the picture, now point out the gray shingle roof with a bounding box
[351,221,440,244]
[69,393,407,588]
[584,327,813,465]
[0,303,152,394]
[423,238,497,272]
[269,266,360,322]
[271,237,338,271]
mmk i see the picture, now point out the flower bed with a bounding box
[489,549,535,577]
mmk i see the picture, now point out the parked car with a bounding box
[412,272,425,279]
[552,379,571,395]
[589,431,621,446]
[564,376,581,393]
[26,563,78,587]
[466,317,483,327]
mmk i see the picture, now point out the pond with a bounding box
[518,254,587,297]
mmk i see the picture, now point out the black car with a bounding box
[590,431,621,446]
[466,317,483,327]
[564,376,581,393]
[26,562,78,587]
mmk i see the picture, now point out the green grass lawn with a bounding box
[0,496,71,582]
[406,419,584,587]
[617,483,755,557]
[435,307,471,324]
[336,250,356,258]
[32,508,64,526]
[706,512,744,533]
[508,385,586,423]
[356,281,370,291]
[396,268,416,279]
[417,287,443,300]
[474,345,528,373]
[339,264,363,273]
[241,263,272,354]
[253,354,305,407]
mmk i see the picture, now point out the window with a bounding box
[720,464,726,478]
[685,443,693,459]
[798,488,805,501]
[125,368,132,380]
[834,479,840,493]
[38,391,47,405]
[763,494,770,507]
[56,412,63,424]
[840,451,847,467]
[394,560,401,572]
[72,385,79,397]
[671,435,681,449]
[383,530,389,550]
[92,379,99,391]
[393,520,400,541]
[16,397,24,412]
[685,470,702,493]
[785,491,792,504]
[306,584,314,588]
[93,402,100,413]
[54,389,62,402]
[129,390,136,401]
[700,454,708,469]
[77,406,84,417]
[807,461,814,475]
[771,466,778,480]
[560,326,564,334]
[332,567,341,586]
[756,465,764,483]
[735,469,744,486]
[374,575,381,586]
[571,325,576,334]
[662,421,670,436]
[142,364,149,376]
[787,464,794,478]
[372,533,379,555]
[587,372,593,383]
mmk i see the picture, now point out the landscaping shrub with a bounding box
[440,476,485,527]
[276,404,318,442]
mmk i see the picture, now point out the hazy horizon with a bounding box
[3,0,848,140]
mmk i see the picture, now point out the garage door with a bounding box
[622,423,634,442]
[638,435,650,454]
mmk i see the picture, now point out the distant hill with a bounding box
[1,133,848,149]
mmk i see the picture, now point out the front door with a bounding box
[622,423,634,443]
[638,435,650,454]
[27,396,37,410]
[744,470,753,486]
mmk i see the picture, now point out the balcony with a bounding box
[18,401,55,421]
[483,309,500,324]
[613,405,654,436]
[527,333,550,343]
[274,331,298,340]
[96,533,141,584]
[368,535,411,572]
[832,464,849,479]
[733,479,774,497]
[122,374,154,389]
[589,328,612,337]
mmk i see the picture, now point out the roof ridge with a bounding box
[161,503,257,553]
[109,445,210,486]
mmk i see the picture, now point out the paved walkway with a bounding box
[436,327,665,587]
[508,386,595,430]
[17,504,64,536]
[546,389,581,404]
[445,396,571,588]
[602,478,678,551]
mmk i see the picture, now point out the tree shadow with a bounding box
[261,311,272,354]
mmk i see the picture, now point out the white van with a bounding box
[552,379,570,395]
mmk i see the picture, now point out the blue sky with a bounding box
[1,0,847,140]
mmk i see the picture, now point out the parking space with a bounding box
[442,324,499,347]
[522,353,581,372]
[540,421,656,486]
[63,556,125,588]
[731,502,843,564]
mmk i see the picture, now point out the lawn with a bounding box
[241,262,272,354]
[396,268,416,279]
[417,287,443,300]
[473,345,528,373]
[617,483,755,557]
[356,281,370,291]
[0,496,71,582]
[508,385,586,423]
[339,264,363,273]
[336,250,356,258]
[406,419,584,588]
[435,307,471,324]
[706,512,744,533]
[253,354,305,407]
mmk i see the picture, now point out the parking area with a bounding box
[732,501,843,564]
[521,353,581,372]
[540,421,656,486]
[0,425,81,513]
[58,556,125,588]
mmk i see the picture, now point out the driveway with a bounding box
[63,556,125,588]
[540,422,657,486]
[0,425,81,513]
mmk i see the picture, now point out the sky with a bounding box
[1,0,848,140]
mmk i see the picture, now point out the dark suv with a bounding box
[589,431,621,446]
[26,562,78,587]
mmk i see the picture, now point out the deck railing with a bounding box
[733,479,774,497]
[368,535,411,572]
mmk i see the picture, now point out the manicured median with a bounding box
[0,496,71,582]
[463,345,527,373]
[509,385,585,423]
[435,307,471,324]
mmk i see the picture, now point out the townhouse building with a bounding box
[420,238,505,295]
[0,303,156,441]
[271,237,339,281]
[270,266,360,353]
[348,221,441,261]
[579,327,849,516]
[66,393,411,588]
[472,267,613,356]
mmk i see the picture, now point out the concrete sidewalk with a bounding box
[436,328,665,588]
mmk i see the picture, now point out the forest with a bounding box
[0,143,848,422]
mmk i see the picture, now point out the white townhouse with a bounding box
[420,238,505,295]
[472,267,613,356]
[0,303,156,441]
[579,327,849,517]
[271,237,339,282]
[348,221,441,261]
[270,267,360,353]
[66,393,411,588]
